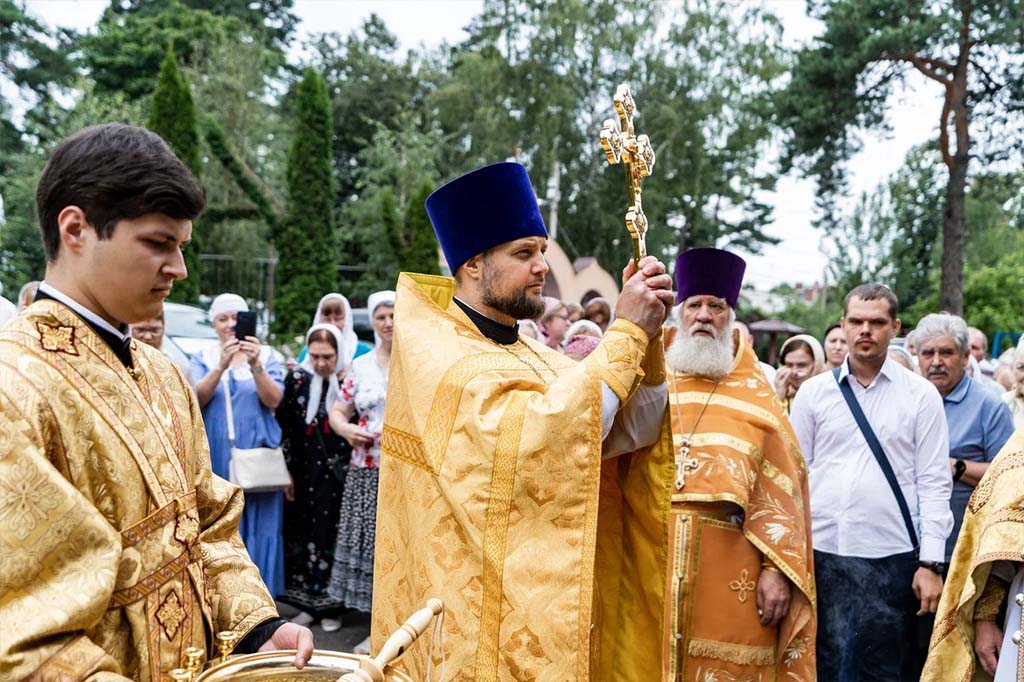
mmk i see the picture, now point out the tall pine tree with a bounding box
[274,67,336,338]
[149,45,203,303]
[391,180,440,275]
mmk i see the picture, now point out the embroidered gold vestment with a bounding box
[922,431,1024,682]
[631,331,817,682]
[373,273,665,682]
[0,301,277,681]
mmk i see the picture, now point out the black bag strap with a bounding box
[832,366,919,553]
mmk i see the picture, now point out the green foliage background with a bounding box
[1,0,1022,348]
[148,46,203,303]
[274,68,337,338]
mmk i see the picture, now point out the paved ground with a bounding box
[276,601,371,653]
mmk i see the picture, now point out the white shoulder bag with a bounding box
[222,373,291,492]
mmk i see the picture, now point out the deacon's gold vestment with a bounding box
[923,430,1024,682]
[0,301,277,681]
[373,273,665,682]
[641,331,817,681]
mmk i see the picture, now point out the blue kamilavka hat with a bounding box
[425,162,548,274]
[674,247,747,308]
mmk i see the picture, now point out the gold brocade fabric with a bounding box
[372,273,658,682]
[654,332,817,682]
[0,301,277,681]
[922,431,1024,682]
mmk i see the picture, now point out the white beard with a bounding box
[666,320,737,378]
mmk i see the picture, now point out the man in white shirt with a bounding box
[790,283,953,682]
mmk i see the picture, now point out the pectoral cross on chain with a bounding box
[675,439,700,490]
[600,83,656,265]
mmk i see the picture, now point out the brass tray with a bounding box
[194,650,413,682]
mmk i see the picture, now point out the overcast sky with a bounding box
[25,0,941,291]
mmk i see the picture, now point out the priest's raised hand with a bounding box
[615,255,675,338]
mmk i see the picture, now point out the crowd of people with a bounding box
[163,170,1023,680]
[97,272,1021,680]
[7,122,1024,682]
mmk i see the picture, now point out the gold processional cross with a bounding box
[600,83,656,265]
[601,83,687,485]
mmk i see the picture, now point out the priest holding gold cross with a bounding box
[372,83,682,681]
[371,157,674,681]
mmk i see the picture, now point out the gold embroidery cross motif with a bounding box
[729,569,756,603]
[675,439,700,490]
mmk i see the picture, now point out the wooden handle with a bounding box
[373,598,443,664]
[337,599,444,682]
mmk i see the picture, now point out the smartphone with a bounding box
[234,311,257,341]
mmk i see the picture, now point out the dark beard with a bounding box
[480,268,545,321]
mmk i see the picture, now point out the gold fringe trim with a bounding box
[687,638,775,666]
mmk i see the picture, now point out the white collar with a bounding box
[39,282,130,342]
[838,355,896,389]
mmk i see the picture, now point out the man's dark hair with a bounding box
[36,123,205,261]
[842,283,899,319]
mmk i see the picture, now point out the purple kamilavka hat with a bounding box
[674,247,746,307]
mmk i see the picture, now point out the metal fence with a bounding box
[198,254,368,317]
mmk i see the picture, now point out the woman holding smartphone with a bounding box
[192,292,286,597]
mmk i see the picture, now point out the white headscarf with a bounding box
[779,333,826,374]
[201,293,270,375]
[301,323,346,425]
[208,293,248,321]
[564,319,603,342]
[366,290,396,348]
[312,293,358,368]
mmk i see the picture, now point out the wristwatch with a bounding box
[918,560,947,576]
[953,458,967,482]
[250,364,264,375]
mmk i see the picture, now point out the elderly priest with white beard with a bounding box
[630,247,818,682]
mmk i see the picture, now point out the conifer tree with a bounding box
[149,45,202,303]
[393,180,440,275]
[274,67,336,338]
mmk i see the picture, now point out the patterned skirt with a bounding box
[328,466,379,612]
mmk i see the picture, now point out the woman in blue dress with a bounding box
[192,293,286,596]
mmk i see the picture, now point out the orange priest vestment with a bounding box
[640,330,817,681]
[372,272,668,682]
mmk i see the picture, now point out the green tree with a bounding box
[874,147,945,311]
[149,46,202,302]
[1,81,146,293]
[274,68,336,337]
[393,181,441,275]
[307,16,430,204]
[961,251,1024,339]
[819,149,1023,332]
[778,0,1024,315]
[906,249,1024,338]
[431,0,784,272]
[108,0,297,52]
[149,47,201,173]
[0,0,75,165]
[186,31,287,269]
[80,1,274,100]
[337,118,443,298]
